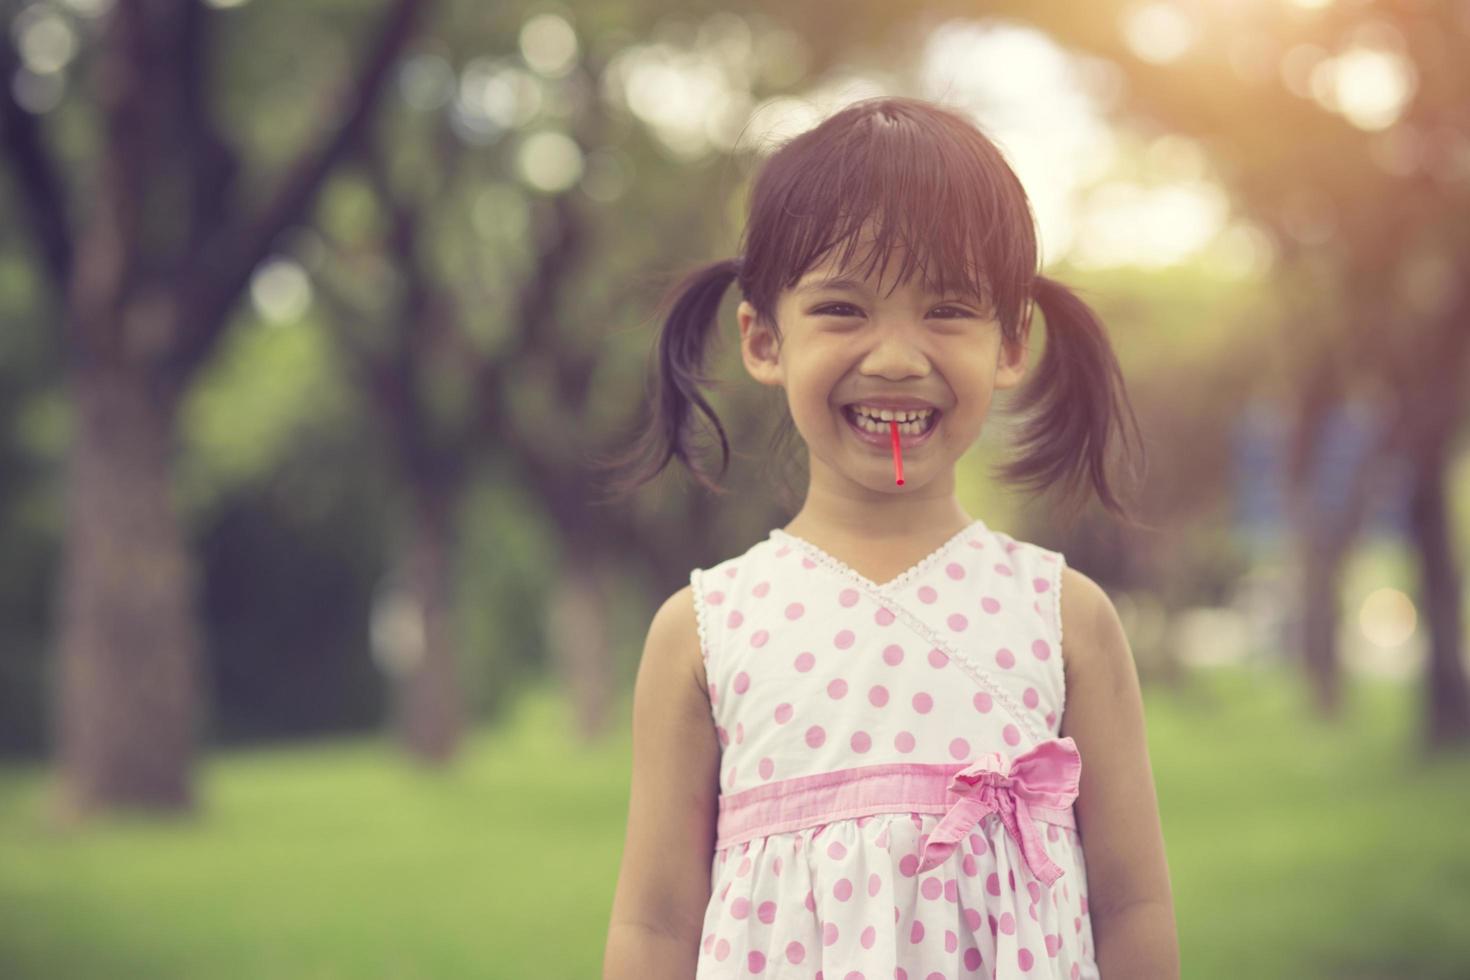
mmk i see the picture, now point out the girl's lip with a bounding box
[841,405,941,449]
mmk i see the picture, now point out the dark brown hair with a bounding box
[592,95,1148,529]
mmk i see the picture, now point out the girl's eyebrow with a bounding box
[796,276,868,294]
[797,276,988,301]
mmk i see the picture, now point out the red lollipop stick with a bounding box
[890,420,904,485]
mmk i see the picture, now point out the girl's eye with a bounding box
[811,304,974,318]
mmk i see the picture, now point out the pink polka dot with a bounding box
[785,602,805,620]
[736,722,744,743]
[995,648,1016,669]
[758,757,775,779]
[726,610,743,628]
[834,878,853,900]
[758,900,777,923]
[715,938,730,960]
[947,613,968,631]
[964,906,982,929]
[973,692,993,713]
[945,929,958,953]
[869,873,882,896]
[945,879,959,902]
[1017,947,1034,970]
[918,585,938,603]
[717,726,729,746]
[868,685,890,707]
[895,731,916,752]
[1003,724,1021,745]
[999,912,1016,935]
[883,644,905,665]
[806,725,826,748]
[732,897,750,918]
[704,933,715,954]
[921,877,942,899]
[927,648,949,668]
[1027,881,1042,903]
[1045,933,1062,956]
[753,580,770,597]
[794,652,815,672]
[861,925,876,949]
[912,692,933,713]
[970,832,986,854]
[786,941,806,964]
[801,557,816,569]
[1046,711,1057,728]
[945,561,965,580]
[775,703,793,723]
[750,629,769,647]
[773,856,783,874]
[874,607,896,626]
[834,630,855,649]
[851,731,872,752]
[733,672,750,694]
[823,922,839,946]
[839,588,859,607]
[706,591,725,605]
[964,948,983,970]
[899,853,920,876]
[986,873,1001,896]
[949,738,970,759]
[909,920,925,943]
[1034,576,1051,593]
[1033,638,1052,660]
[1008,869,1017,891]
[1023,687,1040,708]
[748,949,766,972]
[981,596,1001,614]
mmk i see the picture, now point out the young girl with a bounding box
[602,96,1179,980]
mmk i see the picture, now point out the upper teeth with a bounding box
[851,405,935,422]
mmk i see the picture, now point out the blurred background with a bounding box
[0,0,1467,977]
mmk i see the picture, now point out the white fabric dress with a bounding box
[690,519,1099,979]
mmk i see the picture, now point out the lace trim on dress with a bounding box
[1053,551,1067,728]
[689,567,714,680]
[771,522,1047,745]
[769,518,985,594]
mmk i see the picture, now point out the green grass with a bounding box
[1,663,1468,979]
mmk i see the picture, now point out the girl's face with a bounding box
[737,245,1028,498]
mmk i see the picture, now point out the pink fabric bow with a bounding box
[916,736,1081,885]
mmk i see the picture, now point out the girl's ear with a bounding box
[994,326,1028,390]
[738,300,784,388]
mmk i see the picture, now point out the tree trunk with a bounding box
[391,490,462,764]
[548,556,614,743]
[51,360,203,820]
[1405,434,1470,752]
[1296,525,1346,720]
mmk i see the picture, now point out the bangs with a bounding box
[742,97,1038,330]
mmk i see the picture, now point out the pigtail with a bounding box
[999,275,1151,531]
[591,257,742,503]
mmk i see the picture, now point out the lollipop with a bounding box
[890,420,904,485]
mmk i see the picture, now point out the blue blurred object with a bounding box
[1231,397,1408,548]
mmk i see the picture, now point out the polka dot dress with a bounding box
[690,519,1099,979]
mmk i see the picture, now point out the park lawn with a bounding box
[1,661,1468,979]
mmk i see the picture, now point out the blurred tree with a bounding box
[0,0,431,817]
[1016,0,1470,745]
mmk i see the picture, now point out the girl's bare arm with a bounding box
[1060,567,1181,978]
[604,585,721,980]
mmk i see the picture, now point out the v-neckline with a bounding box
[769,518,987,593]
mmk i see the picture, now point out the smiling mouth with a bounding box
[841,405,941,442]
